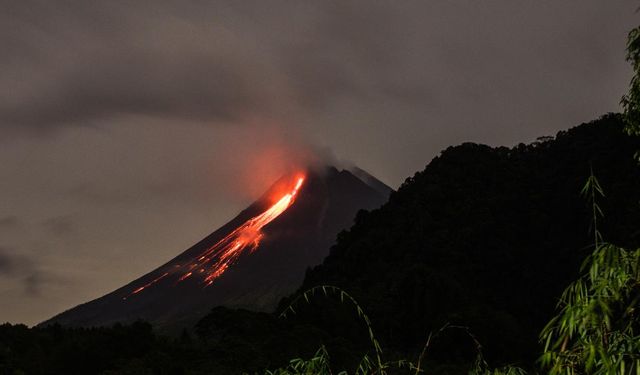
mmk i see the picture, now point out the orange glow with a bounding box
[124,272,169,299]
[198,174,305,286]
[124,173,305,299]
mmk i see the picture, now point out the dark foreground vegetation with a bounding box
[2,25,640,375]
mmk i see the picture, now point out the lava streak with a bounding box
[123,272,169,299]
[124,174,305,299]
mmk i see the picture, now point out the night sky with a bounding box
[0,1,637,325]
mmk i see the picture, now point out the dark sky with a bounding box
[0,1,637,325]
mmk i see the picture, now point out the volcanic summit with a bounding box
[43,165,391,331]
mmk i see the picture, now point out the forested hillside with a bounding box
[287,114,640,367]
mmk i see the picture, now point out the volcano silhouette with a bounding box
[43,166,391,331]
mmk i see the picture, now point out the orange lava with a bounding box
[124,173,305,299]
[123,272,169,299]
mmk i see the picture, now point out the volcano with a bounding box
[43,165,391,331]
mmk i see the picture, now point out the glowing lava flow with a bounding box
[124,174,305,299]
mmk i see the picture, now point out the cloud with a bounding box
[0,1,421,135]
[0,246,49,296]
[0,2,272,131]
[0,216,19,229]
[0,248,15,274]
[0,247,30,274]
[23,273,45,297]
[42,215,76,237]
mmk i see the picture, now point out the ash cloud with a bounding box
[0,0,454,142]
[0,216,20,229]
[42,215,76,237]
[0,248,16,274]
[0,2,272,130]
[0,1,394,133]
[0,247,46,296]
[2,1,635,154]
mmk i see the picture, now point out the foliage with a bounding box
[580,167,605,248]
[261,343,526,375]
[622,26,640,137]
[0,317,329,374]
[268,286,524,375]
[540,243,640,374]
[280,285,385,373]
[540,174,640,374]
[264,346,334,375]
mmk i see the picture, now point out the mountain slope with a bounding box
[43,166,391,332]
